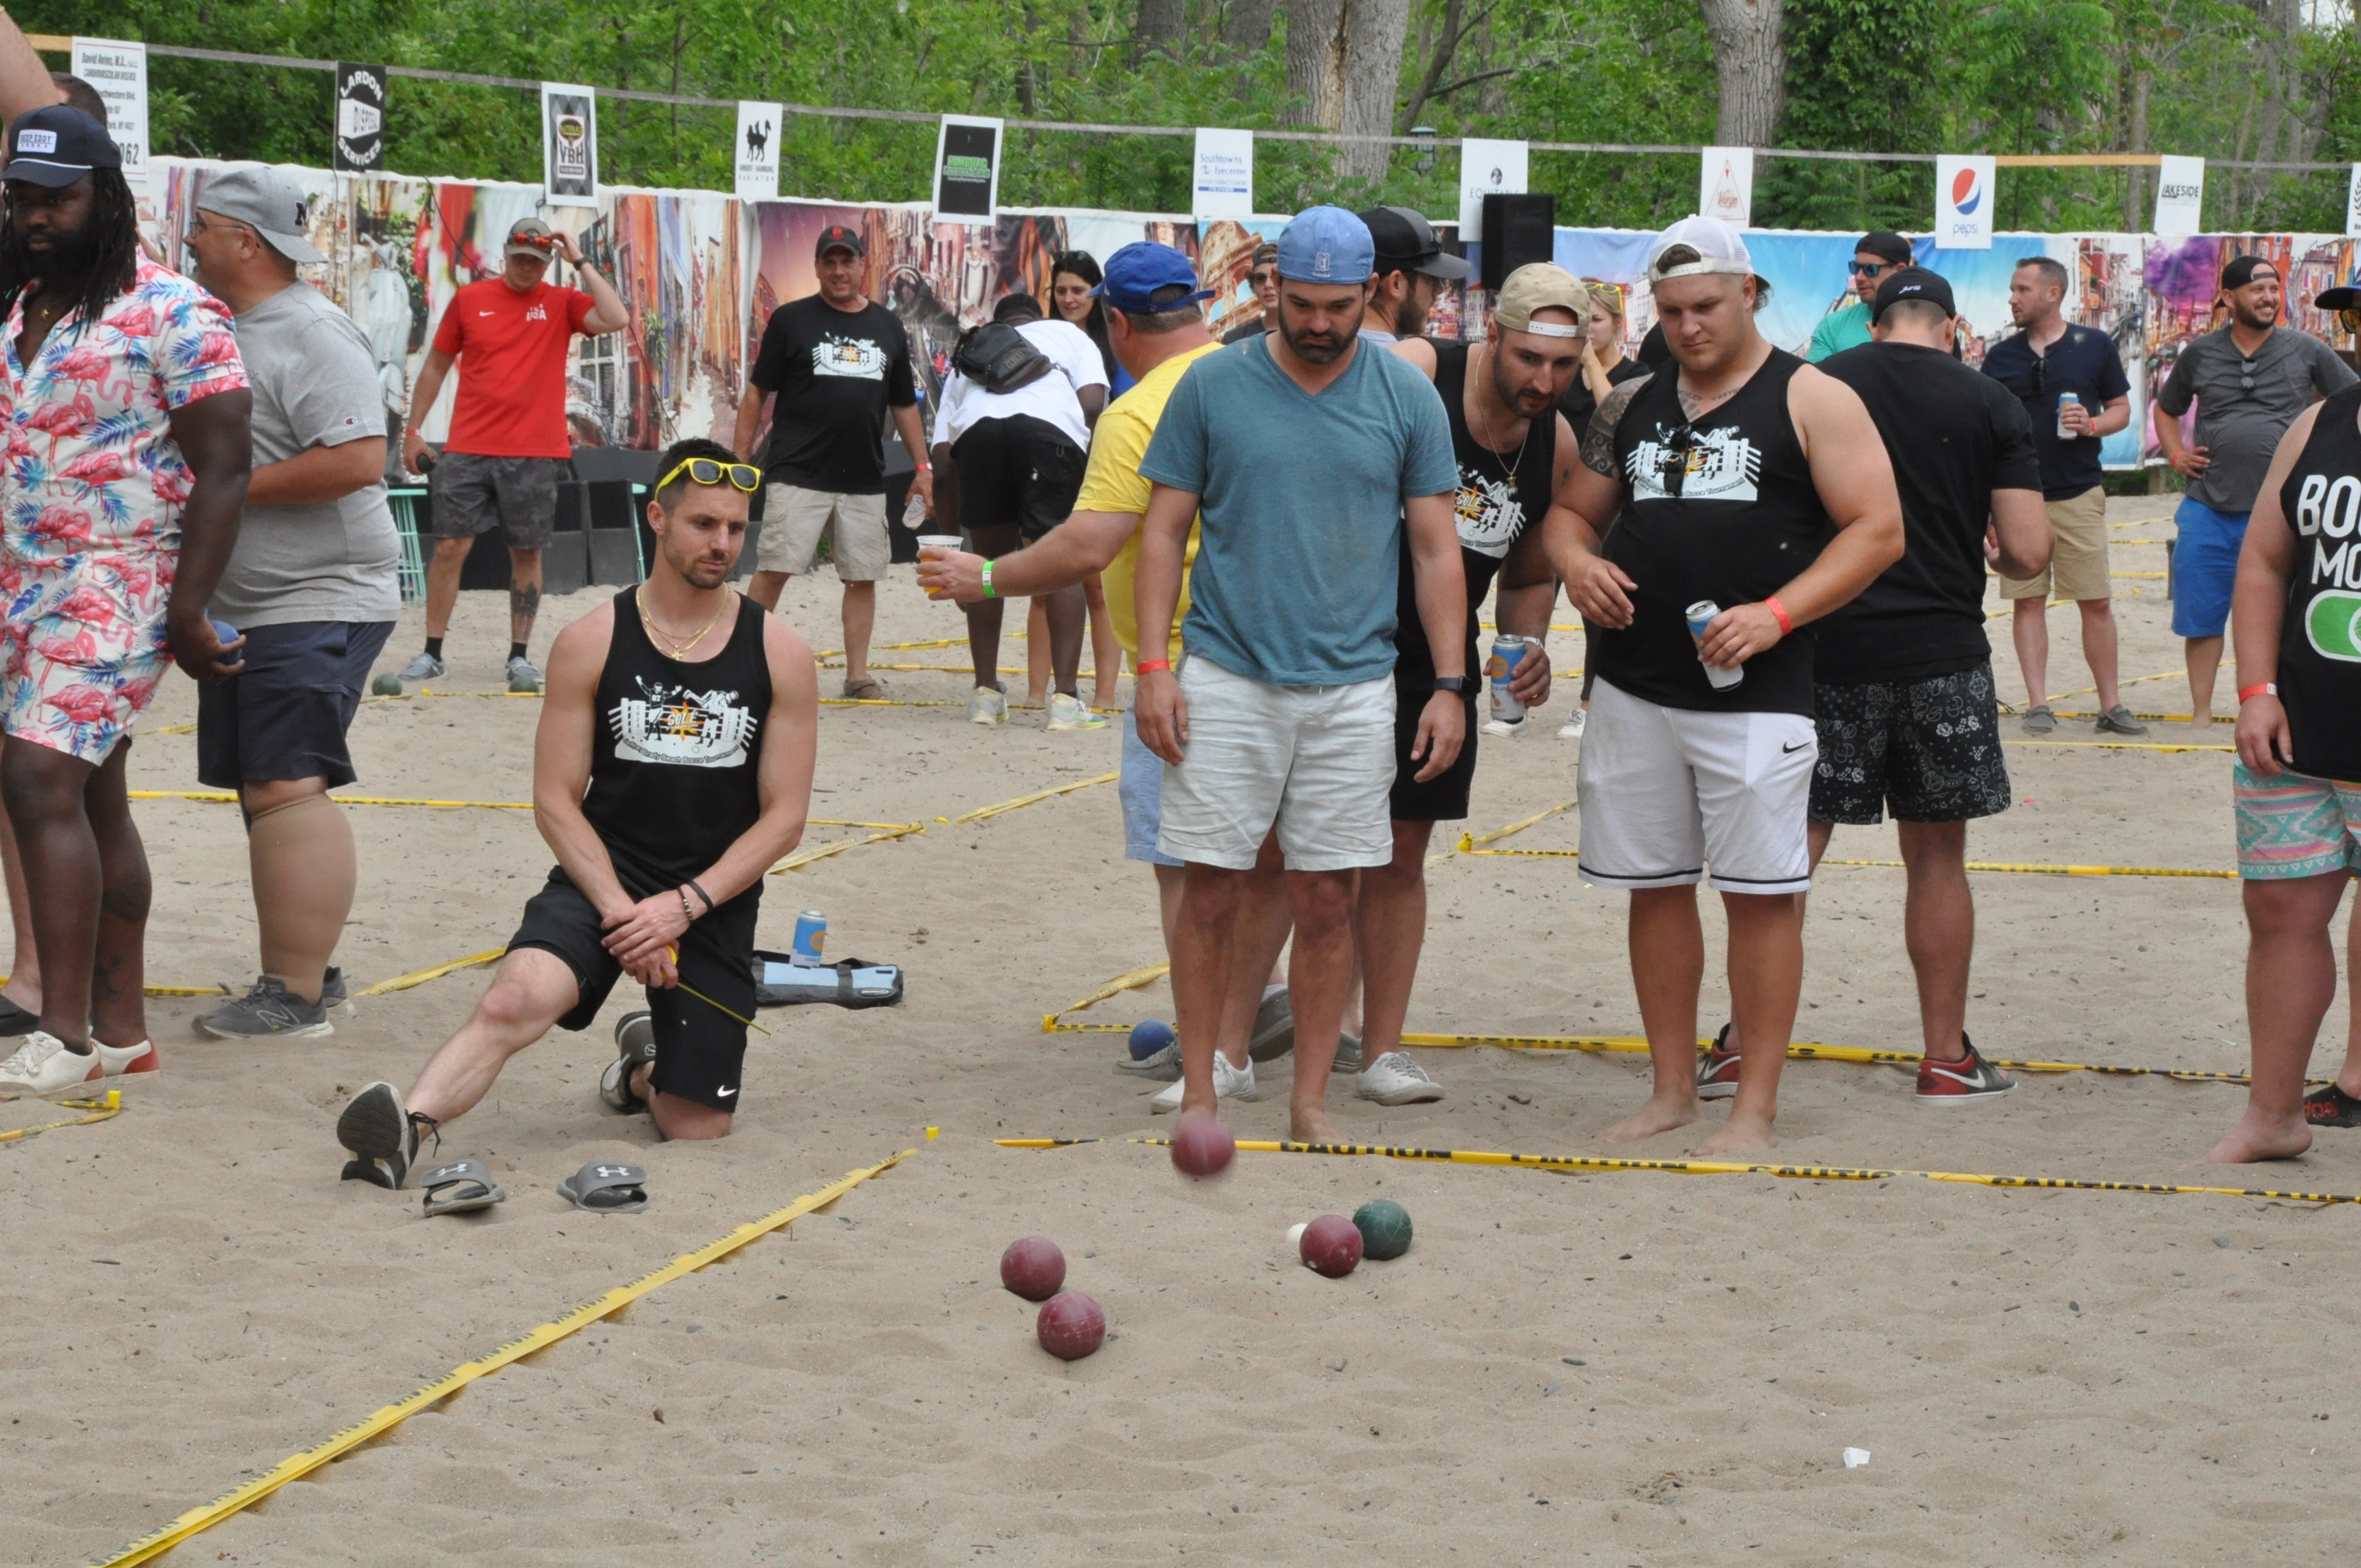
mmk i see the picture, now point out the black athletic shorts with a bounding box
[1388,686,1479,823]
[1810,662,2013,827]
[953,413,1086,541]
[196,620,395,790]
[508,867,762,1112]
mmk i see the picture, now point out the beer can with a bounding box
[791,909,827,967]
[2055,391,2081,440]
[1685,600,1744,692]
[1485,634,1531,723]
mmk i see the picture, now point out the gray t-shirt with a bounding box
[2154,326,2359,512]
[211,283,402,628]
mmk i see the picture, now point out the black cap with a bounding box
[3,104,120,188]
[2220,253,2278,291]
[1856,231,1912,266]
[1358,205,1470,282]
[814,223,866,259]
[2317,268,2361,313]
[1873,266,1954,322]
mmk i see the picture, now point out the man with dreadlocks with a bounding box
[0,106,255,1097]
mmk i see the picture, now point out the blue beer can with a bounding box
[1486,635,1531,722]
[791,910,827,967]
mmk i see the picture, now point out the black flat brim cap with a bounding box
[2316,285,2361,312]
[1,159,94,189]
[1415,250,1471,281]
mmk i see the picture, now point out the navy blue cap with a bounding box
[1277,206,1374,286]
[2317,266,2361,313]
[4,105,120,188]
[1089,242,1213,314]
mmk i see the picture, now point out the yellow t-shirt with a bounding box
[1077,341,1219,664]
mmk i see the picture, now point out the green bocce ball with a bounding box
[1352,1198,1412,1261]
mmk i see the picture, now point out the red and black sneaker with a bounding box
[2304,1082,2361,1128]
[1696,1024,1743,1101]
[1915,1037,2013,1106]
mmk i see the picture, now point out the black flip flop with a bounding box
[558,1161,648,1213]
[418,1157,507,1217]
[2305,1083,2361,1128]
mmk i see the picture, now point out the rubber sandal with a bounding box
[2304,1082,2361,1128]
[601,1010,656,1113]
[841,677,888,701]
[418,1157,507,1216]
[558,1161,649,1213]
[2021,704,2055,736]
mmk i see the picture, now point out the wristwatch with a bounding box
[1430,676,1472,694]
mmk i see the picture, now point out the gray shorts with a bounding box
[428,452,559,550]
[756,484,890,580]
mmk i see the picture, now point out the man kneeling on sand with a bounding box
[336,440,817,1186]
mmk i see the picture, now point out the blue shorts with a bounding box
[1121,705,1180,867]
[195,620,394,790]
[2170,498,2247,639]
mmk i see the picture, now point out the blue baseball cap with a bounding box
[1276,206,1374,286]
[1090,242,1214,314]
[3,105,120,189]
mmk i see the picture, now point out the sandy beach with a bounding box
[6,493,2356,1566]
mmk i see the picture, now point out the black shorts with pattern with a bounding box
[1810,662,2012,826]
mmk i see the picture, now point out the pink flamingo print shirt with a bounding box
[0,258,248,761]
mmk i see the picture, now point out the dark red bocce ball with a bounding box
[1299,1213,1363,1277]
[1000,1235,1067,1302]
[1169,1112,1236,1179]
[1036,1291,1106,1360]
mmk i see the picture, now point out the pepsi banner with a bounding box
[1934,155,1995,250]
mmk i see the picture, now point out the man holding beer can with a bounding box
[1540,217,1904,1154]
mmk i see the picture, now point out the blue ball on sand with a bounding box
[1128,1018,1177,1061]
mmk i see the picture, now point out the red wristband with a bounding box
[2238,683,2277,702]
[1764,595,1794,636]
[1135,658,1172,675]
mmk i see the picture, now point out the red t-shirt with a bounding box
[430,278,595,457]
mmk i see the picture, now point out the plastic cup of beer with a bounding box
[916,534,962,600]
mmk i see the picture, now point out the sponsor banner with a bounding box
[1934,155,1995,250]
[933,115,1002,225]
[736,102,782,203]
[70,37,148,183]
[1699,147,1753,230]
[541,83,599,206]
[2346,164,2361,240]
[1192,128,1254,220]
[1457,139,1528,236]
[333,63,388,173]
[2153,155,2205,236]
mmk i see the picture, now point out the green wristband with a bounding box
[982,560,998,600]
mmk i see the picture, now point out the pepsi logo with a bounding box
[1950,167,1982,217]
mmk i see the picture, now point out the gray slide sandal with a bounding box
[418,1157,507,1217]
[558,1161,649,1213]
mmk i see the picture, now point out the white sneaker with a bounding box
[1046,692,1106,731]
[506,655,543,694]
[397,651,446,683]
[0,1030,105,1097]
[1356,1050,1445,1105]
[1481,714,1528,738]
[1149,1053,1261,1112]
[94,1037,160,1076]
[968,686,1007,725]
[1558,708,1586,740]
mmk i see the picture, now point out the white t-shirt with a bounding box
[934,318,1108,452]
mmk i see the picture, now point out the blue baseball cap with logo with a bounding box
[1276,206,1374,286]
[1089,242,1214,314]
[3,105,121,189]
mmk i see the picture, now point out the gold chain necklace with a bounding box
[635,584,730,661]
[1470,344,1533,486]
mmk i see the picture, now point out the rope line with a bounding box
[0,1089,120,1142]
[951,772,1117,824]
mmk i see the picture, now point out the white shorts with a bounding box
[755,484,890,580]
[1156,654,1396,873]
[1576,676,1816,896]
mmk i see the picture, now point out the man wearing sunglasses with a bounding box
[1805,231,1912,365]
[1219,241,1280,344]
[2153,255,2357,730]
[336,438,819,1183]
[396,216,628,695]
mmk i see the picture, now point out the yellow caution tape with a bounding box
[0,1087,120,1141]
[1040,959,1170,1032]
[995,1134,2361,1205]
[768,821,926,874]
[818,663,1037,674]
[136,721,197,736]
[10,972,237,998]
[2009,739,2233,753]
[1822,857,2235,879]
[819,697,960,707]
[2114,570,2169,578]
[1459,799,1575,851]
[954,771,1117,824]
[86,1136,931,1568]
[353,948,506,998]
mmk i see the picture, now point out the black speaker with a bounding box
[1480,192,1556,291]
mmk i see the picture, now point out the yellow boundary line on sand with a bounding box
[0,1089,120,1141]
[995,1135,2361,1207]
[86,1134,931,1568]
[951,772,1116,824]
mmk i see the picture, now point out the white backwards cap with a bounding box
[1646,214,1755,283]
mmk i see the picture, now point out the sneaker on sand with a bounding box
[1357,1050,1444,1105]
[2304,1082,2361,1128]
[338,1081,421,1188]
[506,655,543,694]
[95,1037,159,1076]
[2095,705,2148,736]
[0,1030,104,1096]
[601,1009,656,1112]
[196,976,333,1040]
[1117,1038,1180,1079]
[1915,1037,2014,1106]
[1248,987,1296,1062]
[1696,1023,1742,1100]
[0,994,36,1037]
[1334,1033,1364,1073]
[321,966,350,1015]
[1558,708,1586,740]
[1046,692,1106,731]
[1480,715,1528,738]
[1150,1052,1260,1112]
[968,685,1008,725]
[397,650,446,683]
[2020,704,2056,736]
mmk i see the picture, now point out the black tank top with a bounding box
[2274,385,2361,782]
[1393,341,1559,689]
[581,589,772,897]
[1597,348,1832,714]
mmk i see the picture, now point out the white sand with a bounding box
[6,495,2356,1565]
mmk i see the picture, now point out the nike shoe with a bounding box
[0,1031,104,1096]
[95,1037,160,1076]
[1046,692,1106,731]
[2304,1082,2361,1128]
[1696,1024,1742,1100]
[397,651,446,683]
[1356,1050,1444,1105]
[195,976,333,1040]
[1557,708,1586,740]
[1149,1052,1260,1112]
[968,685,1008,725]
[506,656,543,694]
[1915,1037,2014,1106]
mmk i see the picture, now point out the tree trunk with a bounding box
[1285,0,1348,128]
[1338,0,1412,183]
[1224,0,1280,52]
[1697,0,1784,146]
[1136,0,1189,62]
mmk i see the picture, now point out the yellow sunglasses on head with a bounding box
[656,457,762,494]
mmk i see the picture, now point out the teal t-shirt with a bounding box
[1139,335,1459,686]
[1806,300,1874,363]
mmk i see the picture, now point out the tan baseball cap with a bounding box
[1493,263,1589,338]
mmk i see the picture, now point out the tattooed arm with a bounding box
[1542,376,1647,629]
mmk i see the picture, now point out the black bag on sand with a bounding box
[951,322,1053,394]
[752,951,905,1009]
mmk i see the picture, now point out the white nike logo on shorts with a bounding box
[716,1086,739,1097]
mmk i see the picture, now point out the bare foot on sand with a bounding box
[1693,1110,1777,1156]
[2204,1112,2311,1164]
[1290,1106,1344,1145]
[1597,1096,1699,1144]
